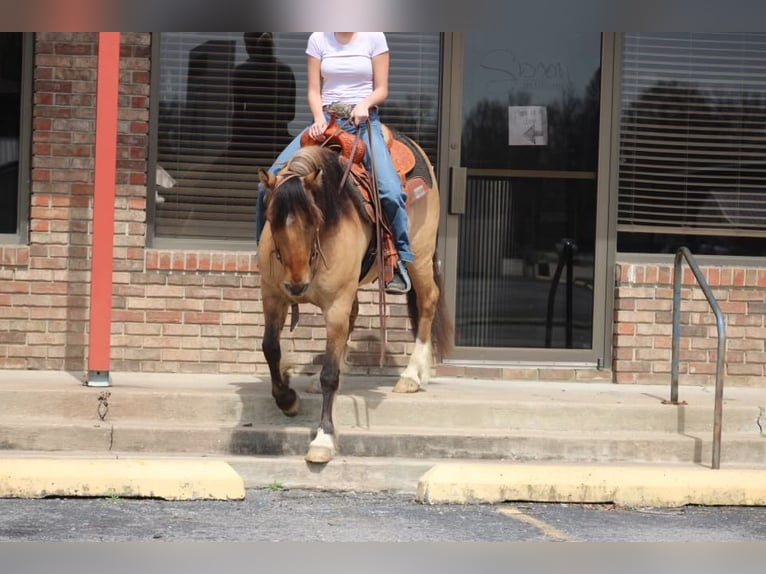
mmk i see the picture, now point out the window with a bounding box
[0,33,29,242]
[151,32,441,245]
[617,33,766,257]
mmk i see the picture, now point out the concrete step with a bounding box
[2,376,764,434]
[2,417,765,466]
[2,372,766,472]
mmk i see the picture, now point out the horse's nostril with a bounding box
[284,282,309,296]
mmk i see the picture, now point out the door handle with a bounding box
[449,166,467,215]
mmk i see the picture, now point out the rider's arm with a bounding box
[307,54,327,140]
[351,51,389,125]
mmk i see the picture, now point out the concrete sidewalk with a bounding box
[1,370,765,505]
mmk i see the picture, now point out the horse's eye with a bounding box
[274,249,282,262]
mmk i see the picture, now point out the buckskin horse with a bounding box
[257,122,452,464]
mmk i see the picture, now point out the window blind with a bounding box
[617,33,766,247]
[153,32,441,242]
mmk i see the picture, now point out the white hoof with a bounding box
[305,428,335,464]
[393,376,420,393]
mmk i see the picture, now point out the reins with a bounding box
[318,112,388,367]
[362,118,387,368]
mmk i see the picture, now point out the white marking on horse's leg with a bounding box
[393,338,432,393]
[416,338,433,387]
[305,427,335,464]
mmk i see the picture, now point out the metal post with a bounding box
[670,250,683,405]
[545,239,576,348]
[565,241,573,349]
[86,32,120,387]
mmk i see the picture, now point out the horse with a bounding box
[257,134,452,464]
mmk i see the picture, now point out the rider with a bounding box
[255,32,413,295]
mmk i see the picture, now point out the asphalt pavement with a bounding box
[2,488,766,542]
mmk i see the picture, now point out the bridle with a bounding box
[269,172,327,277]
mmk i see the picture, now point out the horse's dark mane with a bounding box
[268,146,361,232]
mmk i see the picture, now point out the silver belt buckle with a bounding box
[326,102,354,118]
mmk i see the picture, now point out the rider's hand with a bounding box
[350,103,369,126]
[309,118,328,141]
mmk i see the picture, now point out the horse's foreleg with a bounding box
[394,269,438,394]
[262,293,299,416]
[306,296,357,394]
[305,299,353,463]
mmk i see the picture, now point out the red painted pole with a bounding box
[86,32,120,387]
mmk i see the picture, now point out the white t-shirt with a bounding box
[306,32,389,106]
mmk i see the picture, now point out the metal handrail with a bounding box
[669,247,726,469]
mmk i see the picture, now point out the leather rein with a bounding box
[318,111,388,367]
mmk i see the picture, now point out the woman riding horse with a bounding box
[256,32,413,294]
[258,140,451,464]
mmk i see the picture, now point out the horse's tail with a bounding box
[406,253,454,358]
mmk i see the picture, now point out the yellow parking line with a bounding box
[497,506,575,542]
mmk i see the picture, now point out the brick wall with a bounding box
[1,33,764,385]
[614,262,766,386]
[0,33,103,370]
[0,32,414,376]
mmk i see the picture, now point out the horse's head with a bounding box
[259,166,325,298]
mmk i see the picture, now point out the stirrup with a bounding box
[385,261,411,295]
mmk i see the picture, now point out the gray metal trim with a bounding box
[437,32,462,355]
[596,32,620,370]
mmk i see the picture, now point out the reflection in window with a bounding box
[153,32,441,242]
[617,33,766,257]
[455,33,602,349]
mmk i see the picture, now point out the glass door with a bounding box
[439,33,614,364]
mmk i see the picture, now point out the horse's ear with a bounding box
[302,169,323,190]
[259,169,277,190]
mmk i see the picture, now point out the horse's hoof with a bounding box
[305,429,335,464]
[305,445,334,464]
[393,377,420,393]
[281,395,300,417]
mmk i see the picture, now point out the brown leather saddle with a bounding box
[299,114,429,282]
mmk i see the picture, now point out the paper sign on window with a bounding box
[509,106,548,146]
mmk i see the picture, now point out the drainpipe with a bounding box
[86,32,120,387]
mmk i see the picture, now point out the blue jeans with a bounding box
[256,109,413,263]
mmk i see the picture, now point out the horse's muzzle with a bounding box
[283,281,309,297]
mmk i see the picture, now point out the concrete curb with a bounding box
[416,463,766,507]
[0,459,245,500]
